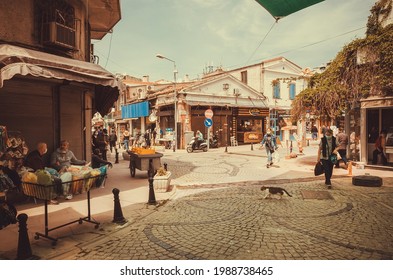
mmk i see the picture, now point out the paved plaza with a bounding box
[1,143,392,260]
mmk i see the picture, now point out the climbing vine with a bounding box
[291,0,393,122]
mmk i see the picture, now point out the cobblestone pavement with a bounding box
[69,176,393,260]
[2,144,392,260]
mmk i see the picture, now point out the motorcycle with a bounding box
[209,133,219,148]
[187,137,208,153]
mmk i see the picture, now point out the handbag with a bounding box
[329,154,338,164]
[314,161,324,176]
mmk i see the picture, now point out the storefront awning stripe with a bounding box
[121,101,149,119]
[0,44,122,116]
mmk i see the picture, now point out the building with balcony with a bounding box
[0,0,122,162]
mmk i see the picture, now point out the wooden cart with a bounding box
[128,151,163,177]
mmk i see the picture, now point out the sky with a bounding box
[93,0,378,82]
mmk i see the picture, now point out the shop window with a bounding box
[241,71,248,84]
[289,83,296,100]
[273,82,280,99]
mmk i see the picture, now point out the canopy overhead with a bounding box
[0,44,121,115]
[254,0,325,20]
[88,0,121,40]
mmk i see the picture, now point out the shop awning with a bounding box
[254,0,325,20]
[0,44,121,115]
[121,101,149,119]
[89,0,121,40]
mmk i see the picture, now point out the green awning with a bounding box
[254,0,325,20]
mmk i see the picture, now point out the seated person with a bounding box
[24,142,60,204]
[24,142,48,171]
[50,140,86,172]
[372,130,387,165]
[91,149,113,169]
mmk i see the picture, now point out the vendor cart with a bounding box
[21,174,105,245]
[128,151,163,177]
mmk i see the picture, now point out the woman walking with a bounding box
[317,128,337,189]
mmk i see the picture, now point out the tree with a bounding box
[291,0,393,122]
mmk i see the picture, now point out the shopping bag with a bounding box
[314,161,324,176]
[273,151,280,163]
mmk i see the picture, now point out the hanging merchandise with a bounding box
[0,126,8,154]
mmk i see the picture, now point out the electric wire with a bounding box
[245,20,277,64]
[104,31,113,68]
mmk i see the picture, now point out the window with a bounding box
[289,83,296,100]
[273,81,280,99]
[241,71,248,84]
[35,0,76,50]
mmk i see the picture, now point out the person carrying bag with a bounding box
[316,128,338,189]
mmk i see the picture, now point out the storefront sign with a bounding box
[249,108,261,116]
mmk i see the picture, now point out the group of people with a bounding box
[23,140,112,204]
[316,126,388,189]
[92,127,118,159]
[122,128,159,151]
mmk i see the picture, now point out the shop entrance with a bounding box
[367,108,393,165]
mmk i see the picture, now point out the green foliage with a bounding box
[291,0,393,122]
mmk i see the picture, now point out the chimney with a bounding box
[142,75,149,82]
[184,74,190,82]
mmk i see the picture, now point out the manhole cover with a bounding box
[301,190,333,200]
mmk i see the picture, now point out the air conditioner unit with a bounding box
[44,21,76,50]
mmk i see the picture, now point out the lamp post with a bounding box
[156,54,178,152]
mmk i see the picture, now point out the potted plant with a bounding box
[153,166,172,192]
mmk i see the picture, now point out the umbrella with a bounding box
[254,0,325,20]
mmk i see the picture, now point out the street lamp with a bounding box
[156,53,178,152]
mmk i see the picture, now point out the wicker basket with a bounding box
[21,182,57,200]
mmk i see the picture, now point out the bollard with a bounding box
[148,176,157,205]
[164,163,168,171]
[251,143,254,151]
[16,213,37,260]
[225,144,228,153]
[112,188,127,224]
[115,148,119,164]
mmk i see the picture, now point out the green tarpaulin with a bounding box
[254,0,325,19]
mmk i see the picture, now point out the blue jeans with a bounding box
[124,139,129,150]
[265,146,273,164]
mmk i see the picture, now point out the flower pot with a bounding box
[153,171,171,192]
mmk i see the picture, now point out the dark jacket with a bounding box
[91,154,111,169]
[24,150,45,171]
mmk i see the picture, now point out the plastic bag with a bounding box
[273,152,280,163]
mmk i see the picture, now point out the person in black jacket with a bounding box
[24,142,48,171]
[317,129,338,189]
[109,130,117,153]
[91,149,112,169]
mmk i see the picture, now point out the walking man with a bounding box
[261,128,277,168]
[335,127,349,168]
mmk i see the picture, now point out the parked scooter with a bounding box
[209,133,219,148]
[187,137,208,153]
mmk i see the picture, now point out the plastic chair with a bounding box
[230,136,238,146]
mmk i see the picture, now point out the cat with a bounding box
[260,186,292,199]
